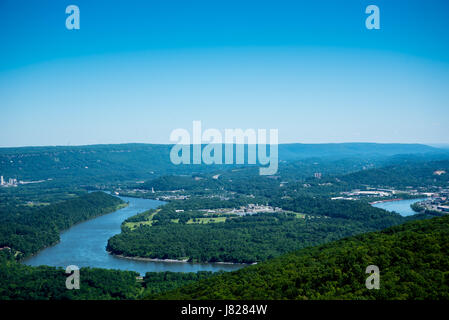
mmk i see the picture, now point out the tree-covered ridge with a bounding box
[152,215,449,300]
[336,160,449,188]
[0,251,218,300]
[0,192,125,258]
[142,271,219,296]
[1,143,445,186]
[0,257,141,300]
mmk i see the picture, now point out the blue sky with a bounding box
[1,0,449,146]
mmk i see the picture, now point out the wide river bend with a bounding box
[24,196,245,275]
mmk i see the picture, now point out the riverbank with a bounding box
[111,252,253,266]
[370,198,403,205]
[25,195,245,274]
[113,253,189,263]
[22,201,129,261]
[372,198,428,217]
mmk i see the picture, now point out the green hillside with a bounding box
[152,215,449,300]
[338,160,449,188]
[1,143,444,185]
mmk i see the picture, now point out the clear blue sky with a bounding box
[1,0,449,147]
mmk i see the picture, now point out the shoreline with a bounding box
[370,198,403,205]
[113,253,189,263]
[111,252,254,265]
[370,197,428,205]
[22,201,129,263]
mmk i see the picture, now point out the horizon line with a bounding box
[1,142,448,149]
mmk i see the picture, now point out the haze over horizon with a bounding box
[1,0,449,147]
[0,141,446,150]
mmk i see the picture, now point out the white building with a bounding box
[0,176,4,185]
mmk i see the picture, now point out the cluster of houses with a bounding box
[200,204,283,216]
[419,190,449,213]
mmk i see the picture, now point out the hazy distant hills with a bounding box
[0,143,447,184]
[0,144,169,184]
[337,159,449,188]
[278,143,444,161]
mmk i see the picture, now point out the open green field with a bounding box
[288,211,306,219]
[124,209,160,230]
[124,211,228,230]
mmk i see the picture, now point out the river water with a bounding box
[24,195,245,275]
[372,198,427,216]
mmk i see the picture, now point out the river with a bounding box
[372,198,427,216]
[24,195,245,275]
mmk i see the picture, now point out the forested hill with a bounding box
[152,215,449,300]
[337,160,449,188]
[0,192,125,258]
[106,196,403,263]
[278,143,442,161]
[0,144,175,183]
[0,143,445,184]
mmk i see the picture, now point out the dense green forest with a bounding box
[0,251,217,300]
[0,183,85,209]
[152,215,449,299]
[0,255,141,300]
[335,160,449,188]
[0,192,125,258]
[142,271,218,296]
[107,196,404,263]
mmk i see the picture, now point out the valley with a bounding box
[1,143,449,300]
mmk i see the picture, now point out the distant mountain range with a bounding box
[0,143,447,184]
[278,143,444,161]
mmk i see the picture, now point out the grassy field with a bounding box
[288,211,306,219]
[124,210,228,230]
[124,209,160,230]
